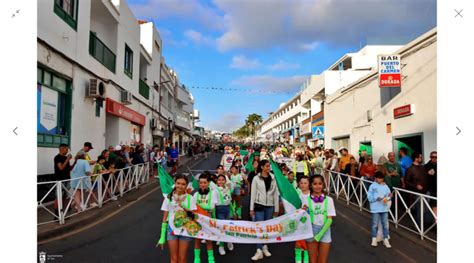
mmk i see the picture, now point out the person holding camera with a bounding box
[53,144,72,219]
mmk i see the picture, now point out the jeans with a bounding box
[371,212,389,238]
[254,206,274,250]
[216,205,230,220]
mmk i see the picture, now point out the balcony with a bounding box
[89,32,116,73]
[139,79,150,99]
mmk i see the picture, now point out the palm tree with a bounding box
[246,113,263,143]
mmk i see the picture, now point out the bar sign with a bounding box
[394,104,414,119]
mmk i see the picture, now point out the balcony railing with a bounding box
[89,32,116,73]
[139,79,150,99]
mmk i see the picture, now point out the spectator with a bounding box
[376,156,391,189]
[368,171,392,248]
[131,145,145,165]
[76,142,96,165]
[338,148,354,171]
[293,153,309,181]
[169,144,180,175]
[405,152,428,194]
[70,151,98,211]
[360,156,376,182]
[247,159,260,191]
[425,151,438,219]
[405,152,428,225]
[384,152,402,189]
[114,146,126,170]
[53,144,72,218]
[100,150,110,169]
[343,156,359,178]
[328,149,339,172]
[358,150,367,171]
[122,146,133,167]
[399,147,413,181]
[425,151,437,198]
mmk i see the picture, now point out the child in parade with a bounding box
[295,176,311,263]
[229,165,244,219]
[215,174,235,255]
[157,174,197,263]
[287,170,298,190]
[193,173,218,263]
[302,175,336,263]
[368,171,392,248]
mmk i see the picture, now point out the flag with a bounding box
[245,153,256,173]
[156,164,174,196]
[240,150,249,157]
[270,159,302,212]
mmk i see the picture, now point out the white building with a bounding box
[258,93,302,145]
[298,45,403,148]
[324,28,437,161]
[37,0,196,176]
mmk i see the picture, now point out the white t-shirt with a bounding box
[161,194,197,218]
[230,173,243,187]
[194,190,218,211]
[215,186,233,206]
[296,161,306,173]
[301,195,336,226]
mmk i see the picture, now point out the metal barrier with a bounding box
[320,169,437,243]
[37,162,150,225]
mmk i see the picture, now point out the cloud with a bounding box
[230,55,261,70]
[184,30,214,46]
[214,0,436,51]
[207,113,244,133]
[129,0,224,31]
[268,60,300,71]
[233,75,308,93]
[157,27,187,47]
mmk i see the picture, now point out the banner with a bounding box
[38,85,59,134]
[169,209,313,244]
[275,157,295,167]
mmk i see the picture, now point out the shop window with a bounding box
[54,0,78,30]
[37,67,72,147]
[124,44,133,78]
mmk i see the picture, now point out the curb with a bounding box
[332,198,437,254]
[38,155,200,243]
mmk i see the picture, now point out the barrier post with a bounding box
[97,174,103,208]
[56,181,64,224]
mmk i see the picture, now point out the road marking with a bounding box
[38,186,161,245]
[337,209,418,263]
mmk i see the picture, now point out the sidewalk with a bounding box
[37,155,198,243]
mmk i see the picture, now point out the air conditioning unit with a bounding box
[87,79,106,98]
[150,118,158,129]
[121,90,132,105]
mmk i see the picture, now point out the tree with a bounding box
[233,126,250,139]
[246,113,263,143]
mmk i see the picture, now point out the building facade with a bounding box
[37,0,196,176]
[324,28,437,161]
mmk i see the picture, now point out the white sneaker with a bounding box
[371,237,378,247]
[383,239,392,248]
[90,202,98,208]
[219,246,226,256]
[201,239,206,244]
[251,249,264,261]
[110,195,118,201]
[262,245,272,257]
[227,242,234,251]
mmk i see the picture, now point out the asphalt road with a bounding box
[38,153,436,263]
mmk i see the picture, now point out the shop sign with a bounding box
[394,104,414,119]
[378,55,401,88]
[312,126,324,139]
[38,85,59,134]
[106,98,145,125]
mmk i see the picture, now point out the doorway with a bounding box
[359,141,373,156]
[393,134,423,161]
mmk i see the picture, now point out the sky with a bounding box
[127,0,436,133]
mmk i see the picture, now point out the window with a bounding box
[37,67,72,147]
[124,44,133,78]
[89,32,116,73]
[54,0,78,30]
[139,79,150,99]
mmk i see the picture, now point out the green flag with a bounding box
[270,159,302,212]
[191,174,199,190]
[156,164,174,196]
[245,153,255,173]
[240,150,249,157]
